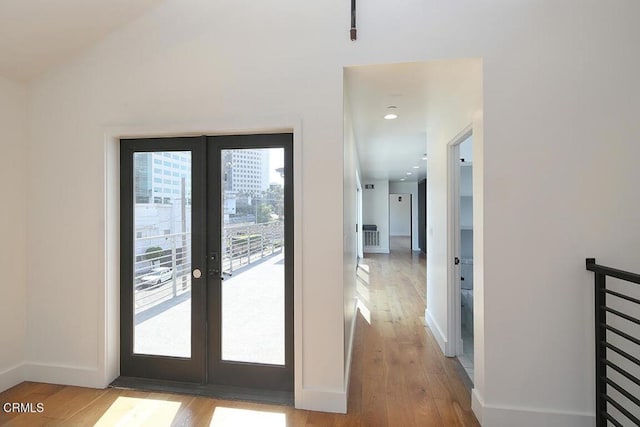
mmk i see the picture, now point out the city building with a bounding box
[134,152,192,205]
[223,149,270,194]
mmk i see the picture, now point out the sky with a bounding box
[268,148,284,186]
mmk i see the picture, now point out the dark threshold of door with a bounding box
[451,360,473,392]
[109,376,294,406]
[117,133,294,407]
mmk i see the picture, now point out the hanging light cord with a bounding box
[350,0,357,41]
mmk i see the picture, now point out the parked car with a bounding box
[138,266,173,288]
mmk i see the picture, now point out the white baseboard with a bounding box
[296,387,347,414]
[364,247,389,254]
[472,389,595,427]
[23,362,105,389]
[343,300,358,406]
[472,388,484,424]
[425,308,447,355]
[0,363,25,393]
[294,301,356,414]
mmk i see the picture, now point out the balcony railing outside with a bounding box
[134,221,284,314]
[222,221,284,274]
[134,232,192,314]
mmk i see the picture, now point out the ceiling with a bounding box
[344,59,481,183]
[0,5,481,178]
[0,0,164,82]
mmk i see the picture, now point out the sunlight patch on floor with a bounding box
[94,396,181,427]
[356,262,372,324]
[209,407,286,427]
[357,298,371,324]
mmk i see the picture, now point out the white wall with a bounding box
[343,87,360,395]
[461,165,473,229]
[461,162,474,290]
[461,163,473,196]
[18,0,640,423]
[389,181,420,250]
[460,135,474,163]
[460,197,473,230]
[362,180,389,253]
[424,61,482,371]
[0,76,27,392]
[27,0,348,411]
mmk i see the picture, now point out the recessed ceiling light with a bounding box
[406,172,412,175]
[412,166,419,169]
[384,106,398,120]
[400,178,406,181]
[422,157,427,160]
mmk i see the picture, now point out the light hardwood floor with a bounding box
[0,237,479,426]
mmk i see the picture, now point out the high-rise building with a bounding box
[134,152,192,205]
[136,150,268,201]
[133,152,193,240]
[223,149,269,194]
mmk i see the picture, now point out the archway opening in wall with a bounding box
[342,59,483,419]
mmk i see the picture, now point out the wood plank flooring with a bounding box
[0,237,478,426]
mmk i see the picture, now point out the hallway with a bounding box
[0,238,479,426]
[348,236,478,425]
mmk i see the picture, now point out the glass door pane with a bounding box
[220,148,285,365]
[132,151,192,358]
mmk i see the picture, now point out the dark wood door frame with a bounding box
[120,136,207,383]
[119,134,294,393]
[206,134,294,391]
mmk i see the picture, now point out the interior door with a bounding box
[120,134,293,393]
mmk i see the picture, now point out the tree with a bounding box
[144,246,171,266]
[144,246,163,263]
[263,184,284,219]
[257,203,274,223]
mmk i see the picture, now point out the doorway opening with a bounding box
[448,128,474,382]
[344,58,482,416]
[389,193,412,252]
[118,134,294,399]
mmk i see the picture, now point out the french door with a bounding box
[120,134,293,392]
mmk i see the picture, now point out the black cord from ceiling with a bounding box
[350,0,357,41]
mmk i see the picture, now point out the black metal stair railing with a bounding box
[586,258,640,426]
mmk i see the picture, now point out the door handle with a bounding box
[208,252,220,278]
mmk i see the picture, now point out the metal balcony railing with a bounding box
[586,258,640,426]
[134,232,192,314]
[222,221,284,273]
[133,221,284,314]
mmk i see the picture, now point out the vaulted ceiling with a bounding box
[0,0,164,82]
[1,3,480,187]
